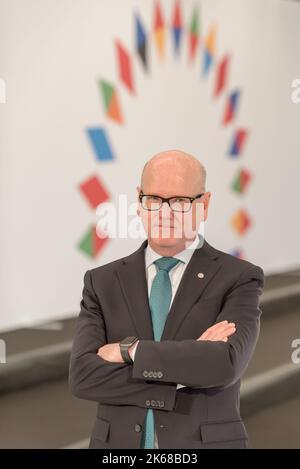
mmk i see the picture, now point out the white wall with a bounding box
[0,0,300,331]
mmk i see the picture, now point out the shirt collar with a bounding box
[145,234,202,269]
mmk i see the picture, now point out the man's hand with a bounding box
[197,320,236,342]
[97,321,235,363]
[97,342,137,363]
[97,343,124,363]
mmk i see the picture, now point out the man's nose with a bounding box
[160,201,172,217]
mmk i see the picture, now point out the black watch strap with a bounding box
[119,336,139,364]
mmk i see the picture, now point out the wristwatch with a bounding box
[119,336,139,364]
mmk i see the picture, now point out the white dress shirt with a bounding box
[130,234,202,448]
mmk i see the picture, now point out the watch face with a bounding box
[122,336,136,346]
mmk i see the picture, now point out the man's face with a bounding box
[136,175,211,249]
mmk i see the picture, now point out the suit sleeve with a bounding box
[132,342,186,389]
[69,270,177,409]
[132,264,265,389]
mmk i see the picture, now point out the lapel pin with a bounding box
[197,272,204,278]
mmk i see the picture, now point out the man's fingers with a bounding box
[208,327,236,341]
[207,320,229,331]
[198,322,236,340]
[209,325,236,340]
[210,321,234,331]
[197,323,236,340]
[202,321,234,336]
[213,325,236,336]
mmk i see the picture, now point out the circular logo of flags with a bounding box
[77,1,252,260]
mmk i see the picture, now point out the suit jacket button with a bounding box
[135,424,142,432]
[143,370,148,378]
[157,371,163,378]
[151,400,156,407]
[148,371,153,378]
[152,371,158,378]
[160,401,165,408]
[145,400,151,407]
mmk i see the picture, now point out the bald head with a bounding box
[140,149,206,195]
[137,150,211,255]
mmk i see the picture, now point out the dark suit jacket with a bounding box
[69,238,265,449]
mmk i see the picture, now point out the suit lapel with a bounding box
[161,243,221,340]
[116,240,154,340]
[116,238,221,341]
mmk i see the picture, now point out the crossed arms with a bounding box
[69,265,264,410]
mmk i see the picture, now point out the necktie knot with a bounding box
[154,256,182,273]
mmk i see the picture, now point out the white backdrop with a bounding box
[0,0,300,331]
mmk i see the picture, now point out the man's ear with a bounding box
[206,192,211,205]
[203,192,211,221]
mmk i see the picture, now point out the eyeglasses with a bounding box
[139,191,205,213]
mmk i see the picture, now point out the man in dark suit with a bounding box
[69,150,264,449]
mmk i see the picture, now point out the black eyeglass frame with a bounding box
[138,191,205,212]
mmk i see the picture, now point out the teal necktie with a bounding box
[140,256,182,449]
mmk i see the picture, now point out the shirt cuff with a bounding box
[130,340,139,362]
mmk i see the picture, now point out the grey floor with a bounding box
[1,376,300,449]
